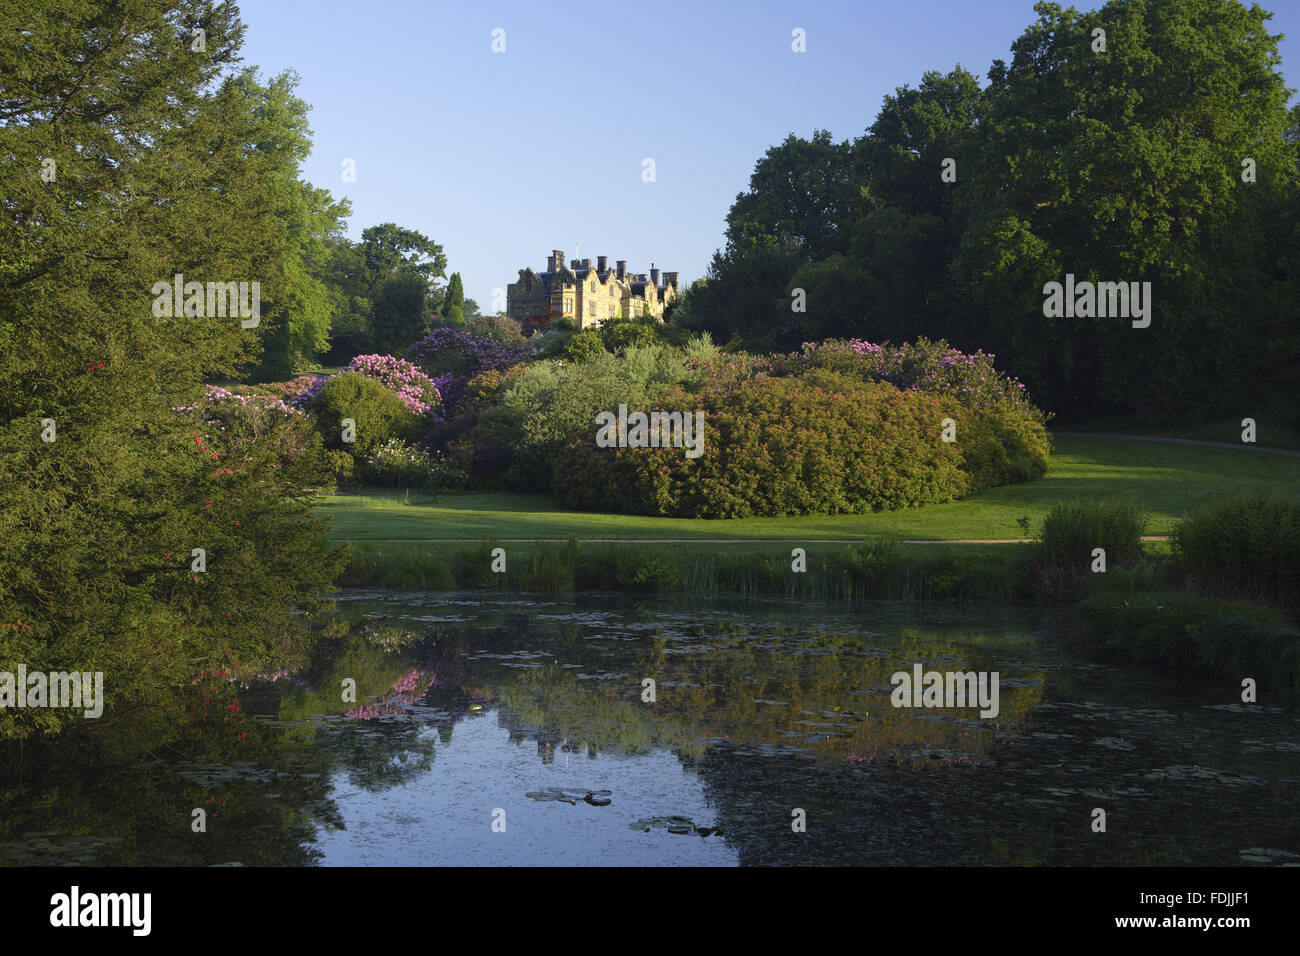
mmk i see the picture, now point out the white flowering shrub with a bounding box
[359,438,469,489]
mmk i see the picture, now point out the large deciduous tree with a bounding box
[954,0,1296,420]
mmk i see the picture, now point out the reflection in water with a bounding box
[1,593,1297,866]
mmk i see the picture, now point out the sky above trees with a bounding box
[235,0,1300,308]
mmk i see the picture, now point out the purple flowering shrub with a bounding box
[795,338,1042,415]
[405,329,533,411]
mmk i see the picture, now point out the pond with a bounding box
[1,592,1296,866]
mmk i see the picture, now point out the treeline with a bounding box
[305,225,485,374]
[671,0,1300,425]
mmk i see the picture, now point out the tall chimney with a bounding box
[650,264,660,287]
[546,252,556,273]
[616,260,626,279]
[664,271,679,290]
[553,249,566,271]
[597,255,607,273]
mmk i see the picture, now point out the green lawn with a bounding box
[315,434,1300,543]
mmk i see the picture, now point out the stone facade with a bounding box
[507,249,679,330]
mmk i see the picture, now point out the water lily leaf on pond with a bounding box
[1093,737,1136,751]
[525,787,612,804]
[630,814,719,835]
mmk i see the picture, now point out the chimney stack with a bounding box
[664,271,679,290]
[553,249,566,271]
[546,252,556,273]
[597,255,607,273]
[650,264,660,287]
[616,260,626,279]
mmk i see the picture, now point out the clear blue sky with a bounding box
[235,0,1300,309]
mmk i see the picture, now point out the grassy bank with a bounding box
[320,439,1300,695]
[1065,492,1300,695]
[334,538,1037,602]
[316,434,1300,543]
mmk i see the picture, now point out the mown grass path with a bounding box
[316,434,1300,543]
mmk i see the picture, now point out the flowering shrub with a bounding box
[359,438,469,489]
[173,384,303,421]
[793,337,1043,418]
[555,371,971,518]
[553,352,1051,518]
[295,355,440,418]
[405,329,533,411]
[173,385,329,486]
[253,374,320,401]
[307,371,422,455]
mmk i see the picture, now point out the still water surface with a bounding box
[2,592,1296,866]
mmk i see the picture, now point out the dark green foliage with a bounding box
[309,372,420,455]
[1032,499,1148,599]
[599,316,659,353]
[564,329,608,362]
[337,539,1035,602]
[358,223,446,289]
[1081,592,1300,695]
[369,271,429,355]
[1171,492,1300,612]
[442,273,465,326]
[697,1,1299,427]
[0,1,345,739]
[320,223,446,361]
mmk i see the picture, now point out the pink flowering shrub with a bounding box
[295,354,441,419]
[173,384,303,419]
[172,384,329,487]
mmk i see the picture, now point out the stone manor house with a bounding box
[506,249,678,329]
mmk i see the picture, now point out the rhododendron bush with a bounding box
[405,329,533,411]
